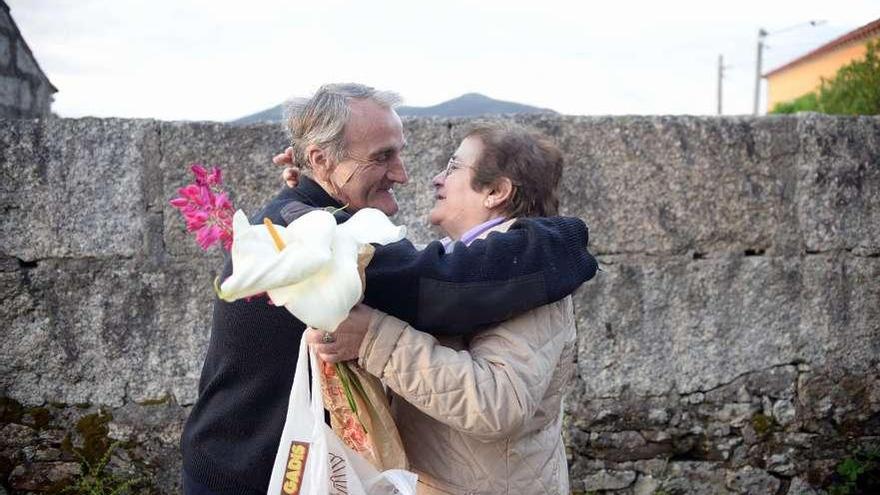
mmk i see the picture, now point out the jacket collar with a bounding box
[473,218,517,241]
[293,175,345,210]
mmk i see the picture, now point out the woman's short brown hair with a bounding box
[466,122,563,218]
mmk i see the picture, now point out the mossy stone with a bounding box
[752,413,776,437]
[74,410,113,464]
[25,406,52,429]
[0,396,24,424]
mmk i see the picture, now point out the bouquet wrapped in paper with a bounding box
[171,165,412,479]
[217,207,409,470]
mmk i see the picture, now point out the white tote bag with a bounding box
[267,336,418,495]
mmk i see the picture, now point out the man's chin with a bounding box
[369,192,399,216]
[365,200,398,216]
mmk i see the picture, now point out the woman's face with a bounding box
[428,136,493,240]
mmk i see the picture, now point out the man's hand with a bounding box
[273,147,300,188]
[306,304,373,363]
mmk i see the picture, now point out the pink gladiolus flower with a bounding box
[170,164,235,252]
[191,164,224,189]
[191,164,208,184]
[207,167,222,187]
[181,184,201,197]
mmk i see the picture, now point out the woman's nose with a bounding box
[432,171,445,187]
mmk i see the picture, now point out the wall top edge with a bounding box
[0,112,878,128]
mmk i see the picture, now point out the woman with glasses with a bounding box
[310,122,582,494]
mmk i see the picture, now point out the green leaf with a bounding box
[334,362,370,434]
[770,39,880,116]
[840,458,866,482]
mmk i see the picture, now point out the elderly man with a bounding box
[180,83,598,494]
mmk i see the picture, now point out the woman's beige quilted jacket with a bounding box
[357,222,578,495]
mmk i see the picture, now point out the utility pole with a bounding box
[717,54,724,115]
[753,20,825,116]
[753,29,767,116]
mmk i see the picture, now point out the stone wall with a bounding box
[0,2,55,119]
[1,114,878,494]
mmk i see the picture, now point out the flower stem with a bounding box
[335,362,368,434]
[324,203,350,215]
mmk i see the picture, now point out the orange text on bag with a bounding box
[281,441,310,495]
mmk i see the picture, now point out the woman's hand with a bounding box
[306,304,373,363]
[273,147,300,188]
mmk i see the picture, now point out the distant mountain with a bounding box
[231,93,556,125]
[233,106,284,126]
[396,93,556,118]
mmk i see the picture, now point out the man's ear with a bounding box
[306,144,331,179]
[486,177,514,210]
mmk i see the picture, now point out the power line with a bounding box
[753,20,826,115]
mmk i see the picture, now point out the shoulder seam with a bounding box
[280,201,319,225]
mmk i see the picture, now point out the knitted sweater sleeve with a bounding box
[362,216,598,335]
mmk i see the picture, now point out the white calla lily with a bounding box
[217,209,336,301]
[218,207,406,332]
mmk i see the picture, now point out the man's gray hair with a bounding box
[284,83,402,169]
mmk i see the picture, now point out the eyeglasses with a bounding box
[442,157,471,178]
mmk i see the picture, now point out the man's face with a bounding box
[330,99,408,216]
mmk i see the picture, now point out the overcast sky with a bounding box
[8,0,879,121]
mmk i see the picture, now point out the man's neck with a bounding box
[311,175,348,209]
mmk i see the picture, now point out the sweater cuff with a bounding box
[358,309,406,377]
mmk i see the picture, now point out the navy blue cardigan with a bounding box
[180,177,598,493]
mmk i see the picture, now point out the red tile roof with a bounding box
[764,17,880,77]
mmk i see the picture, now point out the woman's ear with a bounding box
[485,177,514,211]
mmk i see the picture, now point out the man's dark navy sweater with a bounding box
[180,177,598,494]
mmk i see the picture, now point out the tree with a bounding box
[771,39,880,115]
